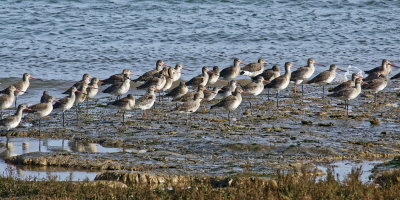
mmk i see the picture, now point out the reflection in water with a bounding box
[0,136,137,181]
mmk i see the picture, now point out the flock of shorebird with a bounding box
[0,58,398,132]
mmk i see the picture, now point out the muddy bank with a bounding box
[1,80,400,181]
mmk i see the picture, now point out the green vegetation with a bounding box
[1,167,400,199]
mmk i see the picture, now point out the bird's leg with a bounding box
[322,85,325,99]
[293,83,297,95]
[122,111,125,124]
[39,118,41,135]
[15,96,18,108]
[276,91,279,108]
[228,111,231,126]
[267,89,270,100]
[248,98,252,115]
[301,82,304,98]
[62,112,65,127]
[186,113,189,126]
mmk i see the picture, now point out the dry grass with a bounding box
[1,167,400,199]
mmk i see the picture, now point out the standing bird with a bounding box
[135,86,156,118]
[328,78,363,116]
[172,64,192,82]
[161,67,175,94]
[0,104,29,131]
[103,74,131,100]
[101,69,137,85]
[253,64,281,82]
[108,94,135,124]
[242,76,267,113]
[291,58,322,97]
[265,62,294,107]
[133,60,167,82]
[173,85,207,102]
[211,87,243,125]
[186,66,211,88]
[0,86,20,116]
[253,64,281,100]
[362,74,388,103]
[136,67,168,91]
[207,66,220,86]
[204,87,221,101]
[365,59,397,77]
[27,96,58,134]
[53,87,79,127]
[63,73,91,94]
[306,64,346,97]
[174,92,203,126]
[0,73,40,107]
[330,73,360,93]
[165,81,188,101]
[240,58,268,77]
[220,58,245,81]
[218,80,238,98]
[40,91,51,103]
[87,78,101,99]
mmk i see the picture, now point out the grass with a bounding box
[1,167,400,199]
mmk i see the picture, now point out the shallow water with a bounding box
[0,136,145,181]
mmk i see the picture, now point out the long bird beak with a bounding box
[389,63,399,68]
[315,62,326,67]
[183,67,193,71]
[53,99,61,103]
[337,68,347,72]
[129,72,140,76]
[15,89,25,93]
[207,70,214,75]
[29,76,41,80]
[240,62,246,65]
[76,90,82,93]
[263,80,270,84]
[23,108,32,111]
[97,80,104,84]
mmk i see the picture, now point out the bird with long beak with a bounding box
[27,96,60,134]
[0,86,22,117]
[220,58,246,81]
[242,76,269,113]
[240,58,269,77]
[172,64,193,82]
[101,69,138,85]
[290,58,324,97]
[0,104,30,131]
[306,64,346,97]
[0,73,40,108]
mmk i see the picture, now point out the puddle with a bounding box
[0,136,146,181]
[317,160,383,183]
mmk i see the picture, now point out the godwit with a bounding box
[63,73,91,94]
[240,58,268,77]
[133,60,167,82]
[291,58,322,97]
[108,94,135,123]
[53,87,79,127]
[242,76,267,113]
[27,96,58,134]
[265,62,294,107]
[362,74,388,102]
[173,85,206,102]
[330,73,360,93]
[103,74,131,100]
[207,66,220,86]
[328,78,363,116]
[204,87,221,101]
[135,86,156,118]
[161,67,175,93]
[211,87,243,125]
[218,80,238,98]
[174,92,203,125]
[165,81,188,100]
[40,91,51,103]
[172,64,192,82]
[136,67,168,91]
[0,104,29,131]
[87,78,101,99]
[101,69,137,85]
[253,64,280,82]
[0,86,19,116]
[307,64,346,97]
[0,73,40,107]
[365,59,397,77]
[253,64,280,100]
[220,58,245,80]
[187,66,211,88]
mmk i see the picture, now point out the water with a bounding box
[317,160,383,183]
[0,136,145,181]
[1,0,400,104]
